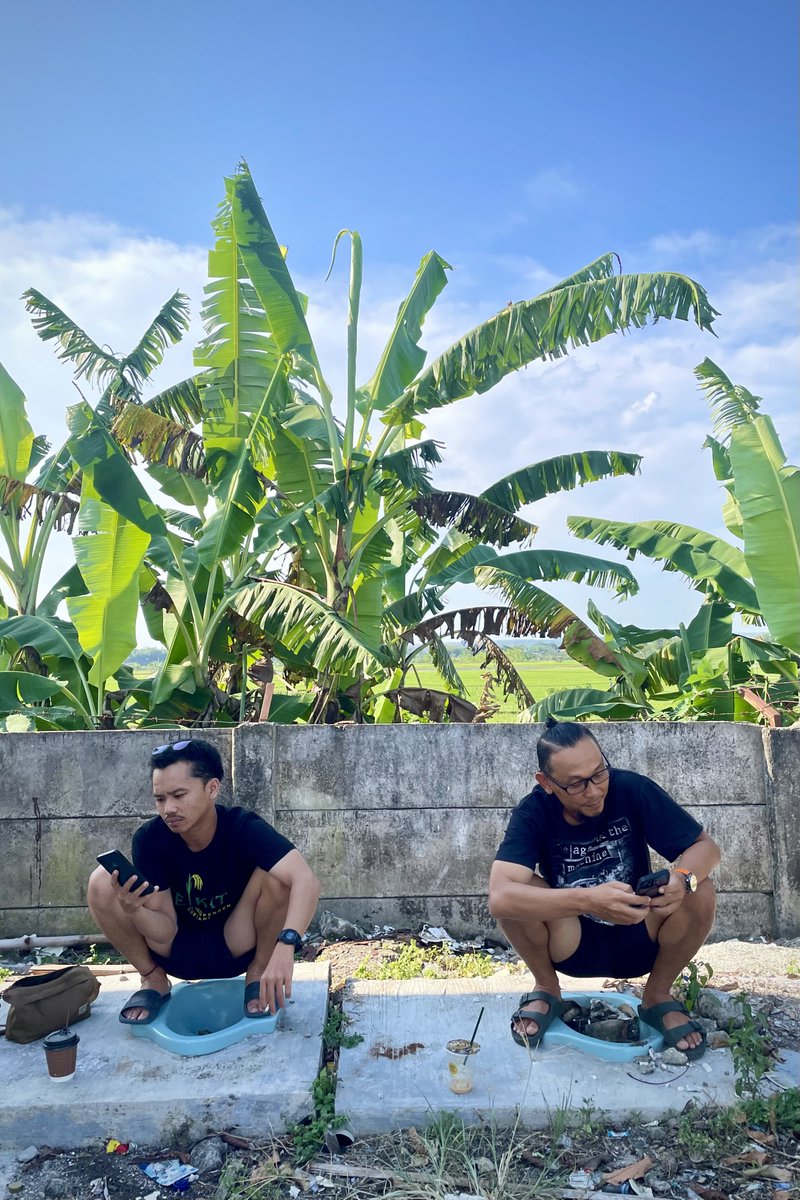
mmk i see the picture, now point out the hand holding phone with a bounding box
[96,850,156,897]
[635,868,670,898]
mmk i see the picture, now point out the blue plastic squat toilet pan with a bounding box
[541,990,664,1062]
[128,977,278,1057]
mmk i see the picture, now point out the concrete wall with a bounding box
[1,723,797,942]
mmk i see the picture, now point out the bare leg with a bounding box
[642,878,716,1052]
[497,876,582,1039]
[87,867,174,1021]
[223,868,290,1013]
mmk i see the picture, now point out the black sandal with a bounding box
[510,990,569,1048]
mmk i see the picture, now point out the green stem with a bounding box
[342,232,362,467]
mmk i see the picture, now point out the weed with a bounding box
[728,993,772,1101]
[739,1086,800,1134]
[676,1112,715,1158]
[787,954,799,978]
[0,966,11,983]
[355,940,494,980]
[322,1006,363,1050]
[287,1066,339,1164]
[673,958,714,1012]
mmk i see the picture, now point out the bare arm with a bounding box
[110,873,178,946]
[489,860,650,925]
[259,849,321,1013]
[648,830,721,916]
[671,830,721,882]
[269,848,321,935]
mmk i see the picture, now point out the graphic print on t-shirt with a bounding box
[174,871,233,922]
[555,818,636,924]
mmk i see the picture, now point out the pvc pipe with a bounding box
[0,934,111,952]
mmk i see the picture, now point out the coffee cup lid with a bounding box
[43,1027,79,1050]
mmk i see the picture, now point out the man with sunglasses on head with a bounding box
[87,739,320,1024]
[489,718,720,1060]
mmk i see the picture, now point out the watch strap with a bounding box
[673,868,697,892]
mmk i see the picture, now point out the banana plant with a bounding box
[2,160,719,725]
[537,360,799,724]
[105,160,718,722]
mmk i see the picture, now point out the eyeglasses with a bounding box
[152,739,192,756]
[542,756,611,796]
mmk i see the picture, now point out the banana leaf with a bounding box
[361,250,451,412]
[387,269,717,423]
[0,361,35,480]
[729,415,800,653]
[567,515,759,612]
[481,450,641,512]
[67,483,151,687]
[521,687,648,722]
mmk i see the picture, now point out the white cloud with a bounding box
[0,208,795,635]
[621,390,659,426]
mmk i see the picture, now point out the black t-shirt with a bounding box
[132,805,294,930]
[495,769,703,923]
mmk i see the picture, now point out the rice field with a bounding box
[409,658,608,721]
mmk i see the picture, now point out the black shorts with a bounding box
[554,916,658,979]
[151,925,255,981]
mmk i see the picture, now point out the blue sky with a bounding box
[0,0,797,633]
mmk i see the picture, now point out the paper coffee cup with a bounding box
[43,1027,79,1082]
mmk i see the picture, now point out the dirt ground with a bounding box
[3,935,798,1199]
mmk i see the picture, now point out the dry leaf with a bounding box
[723,1150,769,1166]
[746,1128,775,1146]
[742,1165,793,1181]
[603,1155,653,1185]
[691,1187,729,1200]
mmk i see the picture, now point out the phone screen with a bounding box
[96,851,155,896]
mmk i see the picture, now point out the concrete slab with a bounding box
[0,964,329,1150]
[338,974,737,1135]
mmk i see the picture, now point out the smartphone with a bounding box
[96,850,156,896]
[635,868,670,898]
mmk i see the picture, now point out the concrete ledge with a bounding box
[0,963,329,1150]
[338,976,736,1135]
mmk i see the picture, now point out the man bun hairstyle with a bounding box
[151,738,224,785]
[537,716,600,773]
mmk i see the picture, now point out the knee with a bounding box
[87,866,113,913]
[694,876,716,920]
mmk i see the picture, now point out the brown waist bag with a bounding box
[3,965,100,1044]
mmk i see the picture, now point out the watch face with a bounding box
[279,929,301,945]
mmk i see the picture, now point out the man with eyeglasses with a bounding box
[87,739,320,1024]
[489,718,720,1060]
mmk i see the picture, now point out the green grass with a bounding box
[409,659,608,721]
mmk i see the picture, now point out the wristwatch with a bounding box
[276,928,304,949]
[673,868,698,893]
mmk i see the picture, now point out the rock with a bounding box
[696,988,749,1028]
[707,1029,731,1049]
[692,1016,718,1034]
[16,1146,38,1164]
[189,1135,226,1173]
[661,1047,688,1066]
[44,1179,70,1198]
[318,910,368,941]
[473,1157,494,1175]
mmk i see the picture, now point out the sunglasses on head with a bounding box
[152,739,193,757]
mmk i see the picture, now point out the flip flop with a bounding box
[639,1000,707,1061]
[510,989,569,1048]
[118,988,171,1025]
[244,980,269,1019]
